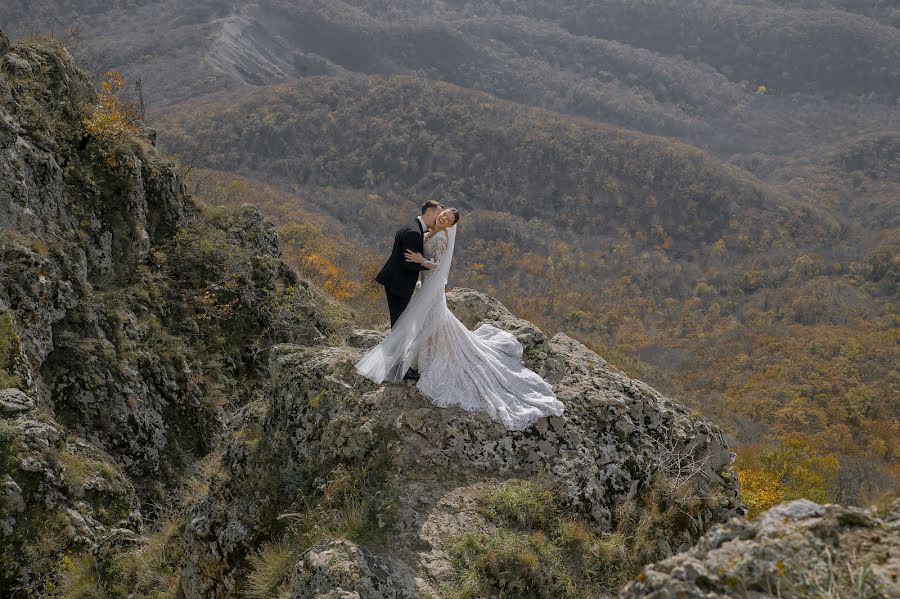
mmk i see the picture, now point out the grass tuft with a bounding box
[449,528,572,599]
[449,475,718,598]
[244,538,298,599]
[487,479,557,531]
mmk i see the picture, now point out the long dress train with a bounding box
[356,226,564,431]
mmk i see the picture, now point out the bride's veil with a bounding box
[356,225,457,383]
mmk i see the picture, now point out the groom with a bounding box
[375,199,443,328]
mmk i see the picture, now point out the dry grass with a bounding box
[0,310,22,388]
[448,474,722,598]
[178,446,225,508]
[57,554,103,599]
[240,462,397,596]
[54,448,118,489]
[277,463,393,551]
[244,538,298,599]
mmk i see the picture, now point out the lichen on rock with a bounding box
[179,288,742,597]
[621,498,900,598]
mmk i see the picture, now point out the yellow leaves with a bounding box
[737,468,784,519]
[278,226,360,302]
[774,561,785,578]
[81,70,141,144]
[738,435,841,518]
[756,84,767,94]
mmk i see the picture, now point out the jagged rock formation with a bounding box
[179,288,742,597]
[0,31,340,594]
[621,499,900,598]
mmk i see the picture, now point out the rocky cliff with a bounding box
[0,31,338,596]
[179,289,742,597]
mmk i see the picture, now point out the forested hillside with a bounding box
[6,0,897,156]
[161,77,804,247]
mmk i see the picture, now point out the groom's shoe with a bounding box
[403,368,420,381]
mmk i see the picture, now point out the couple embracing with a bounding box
[356,200,565,431]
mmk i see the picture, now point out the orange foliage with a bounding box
[81,70,141,143]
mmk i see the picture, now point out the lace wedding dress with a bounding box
[356,225,565,431]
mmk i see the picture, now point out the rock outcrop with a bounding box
[621,499,900,598]
[0,32,340,594]
[179,289,742,597]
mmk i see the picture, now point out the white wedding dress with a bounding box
[356,225,565,431]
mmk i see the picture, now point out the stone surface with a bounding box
[446,288,550,369]
[289,540,413,599]
[620,499,900,598]
[347,328,387,349]
[180,288,742,597]
[0,388,33,415]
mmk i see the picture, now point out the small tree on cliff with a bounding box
[81,70,142,144]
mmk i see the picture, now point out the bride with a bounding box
[355,208,565,431]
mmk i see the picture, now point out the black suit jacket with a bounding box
[375,218,428,298]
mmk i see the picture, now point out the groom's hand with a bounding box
[404,250,425,264]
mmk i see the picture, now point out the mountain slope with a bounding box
[496,0,900,96]
[5,0,897,159]
[158,75,812,250]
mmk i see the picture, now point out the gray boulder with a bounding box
[289,540,413,599]
[621,499,900,598]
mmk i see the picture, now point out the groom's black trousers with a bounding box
[386,289,412,327]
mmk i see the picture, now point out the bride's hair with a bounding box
[449,208,460,225]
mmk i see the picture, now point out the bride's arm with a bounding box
[405,232,447,270]
[405,250,433,269]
